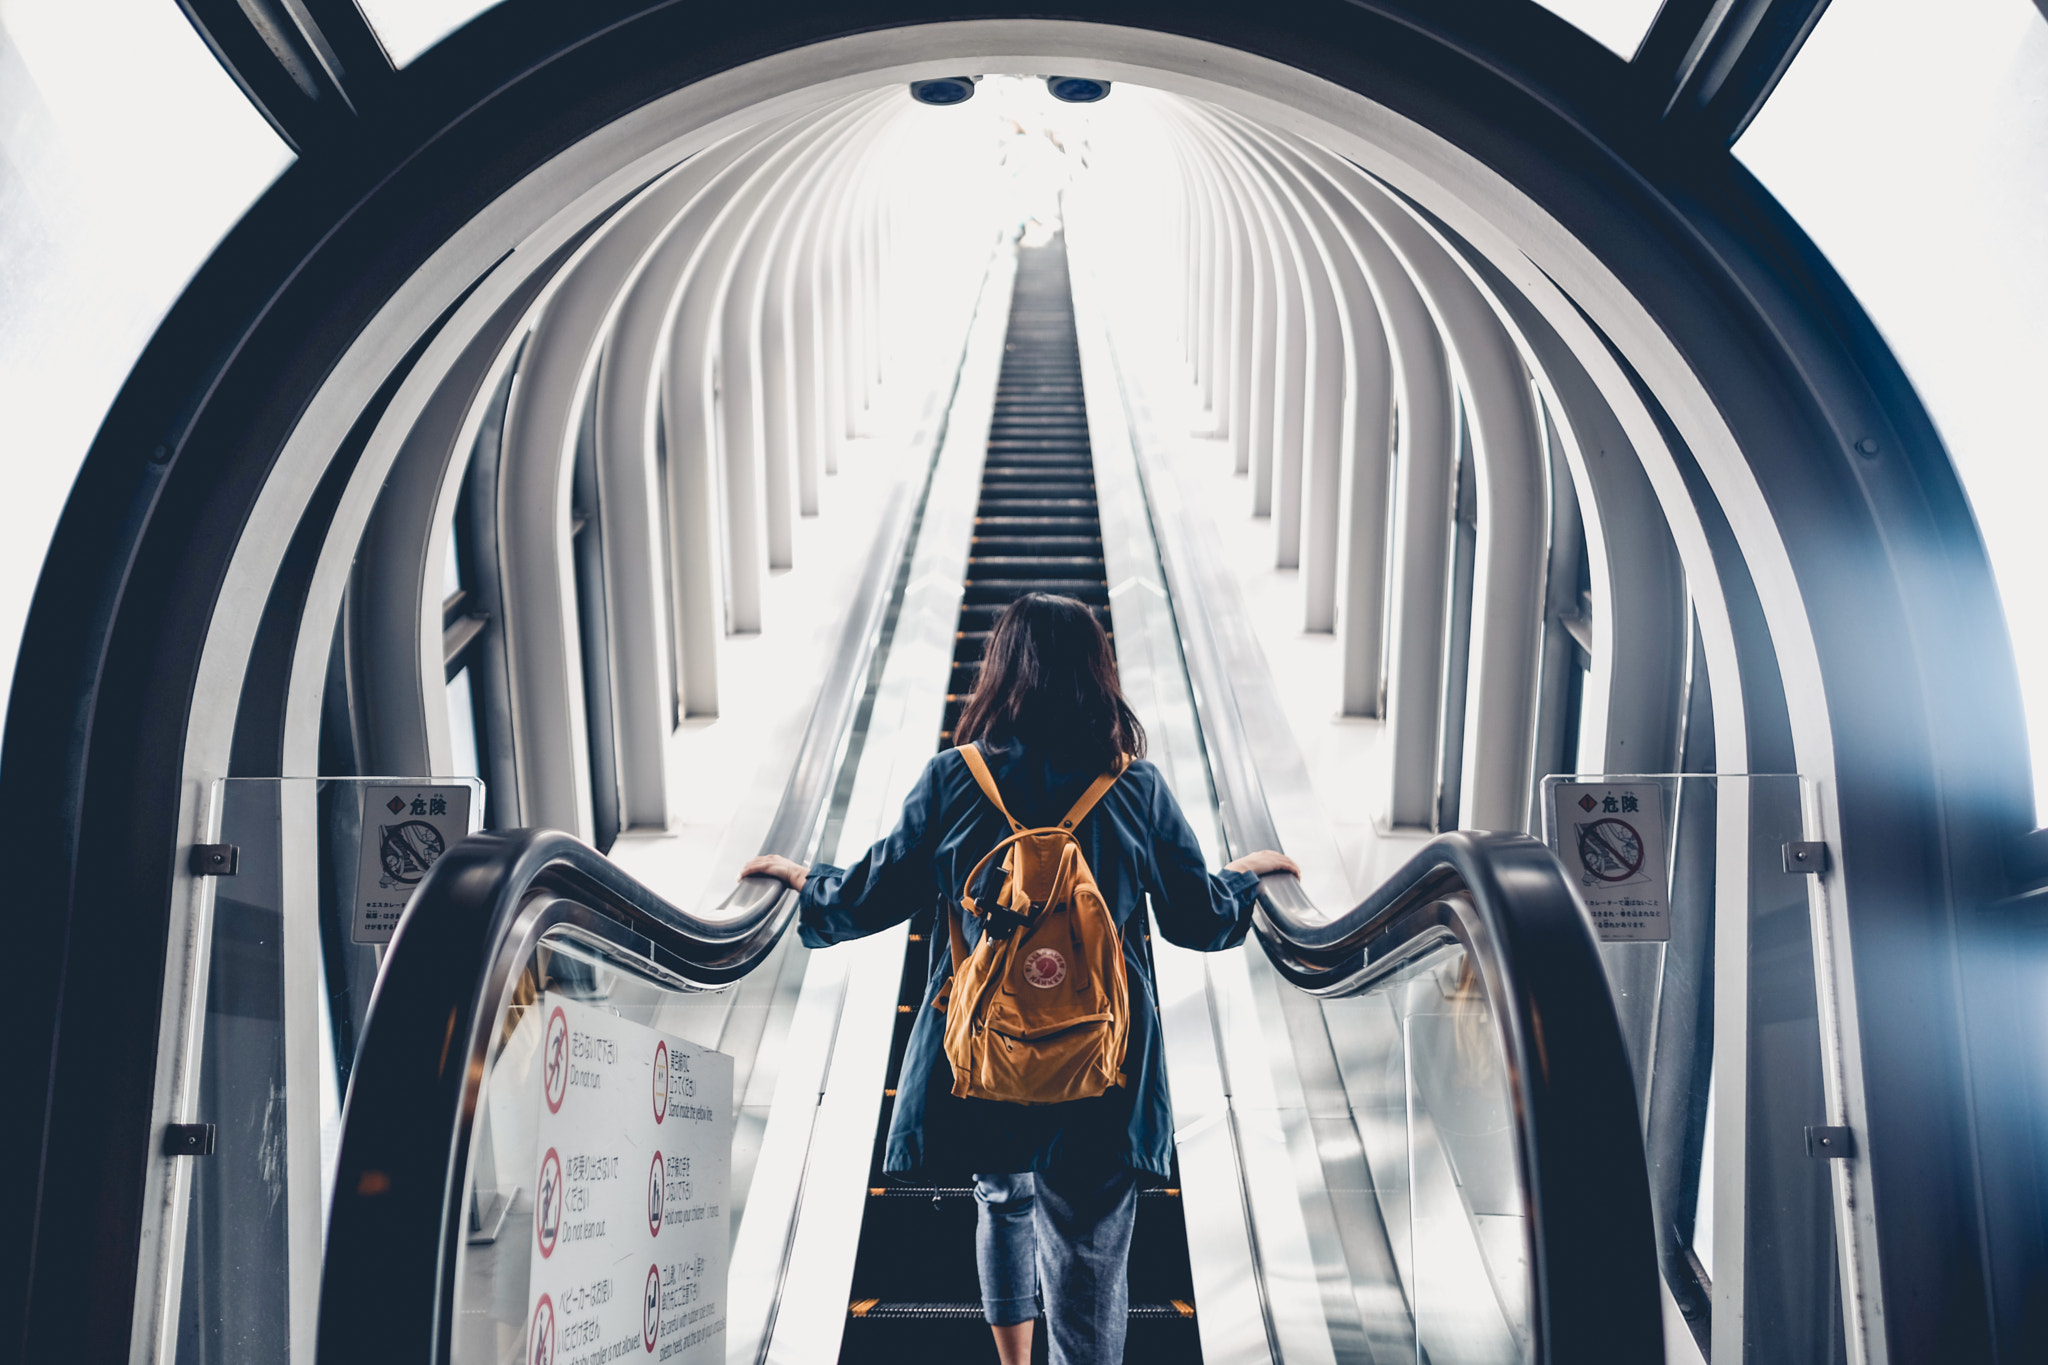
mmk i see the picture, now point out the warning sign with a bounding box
[351,783,477,944]
[536,1147,563,1257]
[1547,782,1670,942]
[525,993,731,1365]
[531,1295,557,1365]
[545,1007,570,1114]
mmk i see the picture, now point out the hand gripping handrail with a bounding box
[1121,369,1664,1361]
[316,409,926,1361]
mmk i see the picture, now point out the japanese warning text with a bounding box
[1548,781,1671,943]
[527,994,731,1365]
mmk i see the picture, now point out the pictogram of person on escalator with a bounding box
[742,592,1296,1365]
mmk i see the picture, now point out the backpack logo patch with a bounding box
[1023,948,1067,989]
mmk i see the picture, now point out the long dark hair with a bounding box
[956,593,1145,772]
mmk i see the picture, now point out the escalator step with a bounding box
[848,1301,1194,1321]
[963,581,1107,602]
[864,1185,1181,1200]
[845,238,1197,1365]
[967,557,1106,575]
[971,538,1101,556]
[974,516,1098,530]
[970,500,1098,516]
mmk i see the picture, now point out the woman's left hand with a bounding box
[740,854,809,891]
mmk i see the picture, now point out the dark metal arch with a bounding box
[1,3,2028,1361]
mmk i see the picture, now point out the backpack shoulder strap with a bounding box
[946,889,971,977]
[1056,755,1130,832]
[955,743,1024,833]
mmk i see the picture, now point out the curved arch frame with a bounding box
[2,6,2029,1363]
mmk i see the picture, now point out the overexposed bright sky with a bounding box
[0,0,290,722]
[353,0,503,67]
[1741,0,2048,818]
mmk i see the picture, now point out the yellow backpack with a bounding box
[936,744,1131,1105]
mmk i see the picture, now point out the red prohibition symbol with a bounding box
[652,1040,669,1124]
[644,1264,662,1353]
[648,1152,665,1238]
[535,1147,563,1258]
[543,1006,569,1114]
[1577,817,1647,883]
[529,1294,556,1365]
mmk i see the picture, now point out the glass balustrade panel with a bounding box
[450,924,758,1365]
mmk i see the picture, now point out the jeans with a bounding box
[973,1165,1140,1364]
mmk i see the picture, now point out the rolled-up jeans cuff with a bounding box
[982,1292,1038,1327]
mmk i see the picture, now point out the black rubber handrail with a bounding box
[1105,295,1666,1362]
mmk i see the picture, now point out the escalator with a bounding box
[839,238,1199,1362]
[314,235,1662,1365]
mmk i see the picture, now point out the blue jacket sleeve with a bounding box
[798,753,944,947]
[1142,766,1261,951]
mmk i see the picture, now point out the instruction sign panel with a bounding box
[526,993,732,1365]
[351,783,475,944]
[1548,781,1669,942]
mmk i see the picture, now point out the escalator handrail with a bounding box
[319,828,694,1362]
[317,502,906,1357]
[316,384,932,1362]
[1103,302,1665,1360]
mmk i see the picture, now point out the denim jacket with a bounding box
[798,738,1260,1180]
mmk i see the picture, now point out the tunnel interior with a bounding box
[5,5,2046,1365]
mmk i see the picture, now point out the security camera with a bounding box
[909,77,980,106]
[1044,77,1111,103]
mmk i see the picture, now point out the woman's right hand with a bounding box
[1224,849,1301,878]
[740,854,808,891]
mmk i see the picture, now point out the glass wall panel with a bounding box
[1531,0,1663,58]
[176,777,482,1364]
[1738,0,2048,818]
[448,926,757,1365]
[1243,772,1845,1362]
[1541,773,1844,1363]
[0,0,290,718]
[355,0,505,67]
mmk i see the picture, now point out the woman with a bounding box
[742,592,1297,1365]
